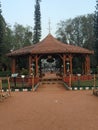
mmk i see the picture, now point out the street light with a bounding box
[21,75,25,88]
[77,74,81,90]
[11,73,18,87]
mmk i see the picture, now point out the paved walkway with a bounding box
[0,90,98,130]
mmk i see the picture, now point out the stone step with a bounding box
[37,82,66,92]
[41,80,63,85]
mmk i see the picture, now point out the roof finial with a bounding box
[48,18,52,34]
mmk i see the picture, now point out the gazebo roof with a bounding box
[7,34,94,56]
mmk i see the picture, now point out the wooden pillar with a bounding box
[82,62,84,74]
[63,54,66,76]
[84,59,86,74]
[8,77,11,96]
[86,55,90,74]
[11,57,16,73]
[69,54,73,74]
[28,55,32,75]
[87,55,90,74]
[35,55,39,77]
[85,55,90,74]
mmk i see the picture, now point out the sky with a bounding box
[1,0,96,39]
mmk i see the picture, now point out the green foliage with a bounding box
[16,56,28,71]
[72,79,98,87]
[13,23,33,49]
[94,0,98,65]
[0,2,8,71]
[20,68,28,75]
[56,14,95,67]
[0,2,6,58]
[73,68,82,74]
[0,2,34,71]
[0,70,11,77]
[0,23,33,71]
[56,14,94,49]
[33,0,41,44]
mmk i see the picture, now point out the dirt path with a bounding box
[0,90,98,130]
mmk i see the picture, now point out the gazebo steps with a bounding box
[41,78,62,82]
[37,81,67,92]
[41,80,63,84]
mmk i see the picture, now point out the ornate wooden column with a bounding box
[85,55,90,74]
[28,55,32,75]
[11,57,16,73]
[35,55,39,77]
[63,54,66,76]
[69,54,73,74]
[82,62,84,74]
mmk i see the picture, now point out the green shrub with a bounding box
[0,70,11,77]
[20,68,28,75]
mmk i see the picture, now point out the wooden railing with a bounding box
[0,77,11,101]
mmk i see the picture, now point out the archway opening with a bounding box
[38,54,63,79]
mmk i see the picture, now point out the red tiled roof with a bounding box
[7,34,94,56]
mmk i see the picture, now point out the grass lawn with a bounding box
[1,79,98,90]
[72,79,98,87]
[1,81,30,89]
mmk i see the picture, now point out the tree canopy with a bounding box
[12,23,33,49]
[56,14,96,68]
[0,2,7,70]
[0,2,6,54]
[94,0,98,65]
[56,14,94,50]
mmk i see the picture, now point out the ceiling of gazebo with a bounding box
[7,34,94,57]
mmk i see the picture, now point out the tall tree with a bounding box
[56,14,95,68]
[0,2,6,55]
[12,23,33,49]
[0,1,6,70]
[94,0,98,65]
[33,0,41,44]
[56,14,94,49]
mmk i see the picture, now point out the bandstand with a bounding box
[7,34,94,87]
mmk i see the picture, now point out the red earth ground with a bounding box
[0,88,98,130]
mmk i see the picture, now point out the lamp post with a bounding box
[69,74,72,87]
[77,74,81,90]
[21,75,25,88]
[93,74,96,89]
[31,72,34,91]
[11,73,18,87]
